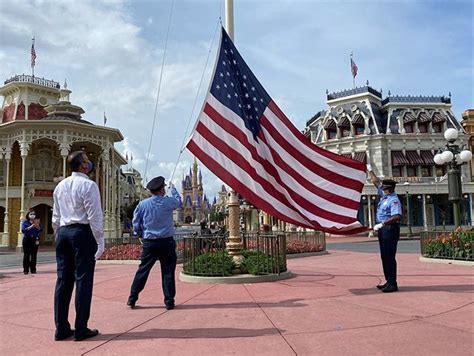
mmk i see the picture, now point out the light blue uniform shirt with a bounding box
[132,187,182,239]
[376,187,402,223]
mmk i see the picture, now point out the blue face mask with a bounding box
[87,161,94,173]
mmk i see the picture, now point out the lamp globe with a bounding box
[444,128,458,141]
[459,150,473,162]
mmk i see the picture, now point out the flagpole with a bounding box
[224,0,244,269]
[31,37,35,77]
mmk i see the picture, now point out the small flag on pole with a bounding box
[126,153,128,161]
[31,37,37,76]
[350,53,358,79]
[103,111,107,126]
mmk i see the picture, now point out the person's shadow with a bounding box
[97,327,283,341]
[350,284,474,295]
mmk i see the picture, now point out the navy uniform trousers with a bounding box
[129,237,177,307]
[54,224,97,339]
[377,224,400,286]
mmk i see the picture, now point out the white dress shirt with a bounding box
[52,172,104,246]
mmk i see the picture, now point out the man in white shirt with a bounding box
[52,151,104,341]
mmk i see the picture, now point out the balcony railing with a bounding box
[4,74,60,89]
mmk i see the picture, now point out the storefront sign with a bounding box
[34,189,53,197]
[388,177,421,183]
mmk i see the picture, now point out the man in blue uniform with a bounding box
[127,176,182,309]
[367,164,402,293]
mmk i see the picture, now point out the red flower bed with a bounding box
[100,241,185,260]
[286,240,323,254]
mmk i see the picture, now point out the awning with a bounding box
[418,112,431,123]
[391,151,410,166]
[353,152,367,163]
[405,150,424,165]
[420,150,435,165]
[403,112,416,123]
[337,117,350,128]
[432,112,446,123]
[352,113,364,125]
[324,119,336,129]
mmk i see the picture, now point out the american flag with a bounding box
[187,28,368,234]
[31,38,37,68]
[350,56,358,78]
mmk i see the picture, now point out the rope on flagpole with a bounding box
[141,0,175,200]
[168,17,221,185]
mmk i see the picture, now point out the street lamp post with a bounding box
[403,182,413,237]
[434,128,473,228]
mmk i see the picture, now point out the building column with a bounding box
[367,195,373,237]
[422,194,428,231]
[17,145,28,251]
[1,155,11,248]
[470,193,474,227]
[104,158,110,238]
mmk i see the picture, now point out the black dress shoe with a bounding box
[23,271,28,275]
[74,328,99,341]
[127,300,136,309]
[55,329,74,341]
[165,304,175,310]
[381,284,398,293]
[376,282,388,290]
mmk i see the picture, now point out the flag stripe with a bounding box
[203,100,360,214]
[196,116,357,224]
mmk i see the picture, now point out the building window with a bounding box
[436,166,446,176]
[392,166,403,177]
[341,128,351,137]
[354,125,365,135]
[327,130,337,139]
[432,123,443,133]
[404,123,414,133]
[406,166,416,177]
[418,123,428,133]
[421,166,432,177]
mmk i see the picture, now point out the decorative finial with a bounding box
[366,80,369,86]
[448,91,451,98]
[326,89,329,95]
[380,88,383,95]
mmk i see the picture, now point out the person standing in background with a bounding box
[21,209,42,274]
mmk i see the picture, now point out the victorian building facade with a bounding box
[0,74,127,249]
[304,85,473,232]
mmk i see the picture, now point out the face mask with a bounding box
[87,161,94,173]
[29,214,36,219]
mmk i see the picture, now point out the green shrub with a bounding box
[183,251,234,276]
[240,250,287,275]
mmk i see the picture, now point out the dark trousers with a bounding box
[378,224,400,285]
[54,224,97,338]
[129,238,177,306]
[23,238,39,273]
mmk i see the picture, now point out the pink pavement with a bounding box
[0,249,472,356]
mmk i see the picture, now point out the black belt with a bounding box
[143,236,173,241]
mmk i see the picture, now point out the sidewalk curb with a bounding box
[419,256,473,267]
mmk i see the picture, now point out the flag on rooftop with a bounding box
[187,27,368,235]
[103,111,107,126]
[31,37,37,68]
[350,54,358,79]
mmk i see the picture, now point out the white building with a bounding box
[304,85,473,232]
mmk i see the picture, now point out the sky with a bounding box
[1,0,472,200]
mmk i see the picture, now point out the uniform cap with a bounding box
[381,179,397,190]
[146,176,166,191]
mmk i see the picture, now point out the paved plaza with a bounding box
[0,239,472,355]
